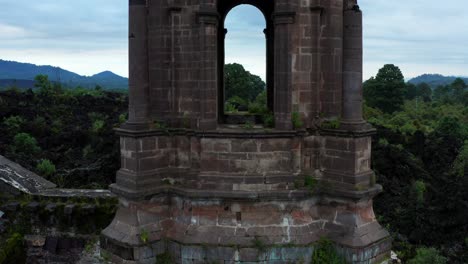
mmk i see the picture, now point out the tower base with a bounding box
[101,189,390,264]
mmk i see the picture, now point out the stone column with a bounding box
[273,11,295,130]
[197,8,219,130]
[125,0,150,130]
[341,4,367,130]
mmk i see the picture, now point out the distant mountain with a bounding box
[0,79,35,89]
[408,74,468,87]
[0,59,128,90]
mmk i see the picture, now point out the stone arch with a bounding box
[217,1,275,123]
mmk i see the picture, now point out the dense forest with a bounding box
[0,64,467,263]
[0,75,127,189]
[364,64,468,263]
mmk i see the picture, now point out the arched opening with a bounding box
[217,1,274,126]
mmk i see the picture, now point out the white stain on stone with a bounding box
[282,217,291,243]
[0,166,32,194]
[234,250,240,261]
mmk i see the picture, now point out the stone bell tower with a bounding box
[101,0,391,263]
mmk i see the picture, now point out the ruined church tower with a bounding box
[101,0,391,263]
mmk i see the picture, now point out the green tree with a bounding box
[416,83,432,102]
[248,90,268,114]
[451,78,467,98]
[224,63,265,103]
[433,84,451,102]
[364,64,406,113]
[2,116,25,135]
[35,74,62,96]
[11,133,41,155]
[34,74,52,90]
[36,159,56,177]
[408,247,447,264]
[406,83,419,100]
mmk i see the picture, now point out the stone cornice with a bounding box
[273,11,296,25]
[196,8,220,25]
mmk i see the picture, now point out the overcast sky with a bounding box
[0,0,467,81]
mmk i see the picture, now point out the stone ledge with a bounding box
[110,184,312,202]
[115,127,306,139]
[109,183,383,203]
[318,126,377,138]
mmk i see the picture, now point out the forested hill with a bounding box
[0,59,128,90]
[409,73,468,87]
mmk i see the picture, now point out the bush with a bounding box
[311,238,346,264]
[155,252,174,264]
[225,102,238,113]
[3,116,25,135]
[31,116,47,136]
[263,112,275,128]
[11,133,41,155]
[88,112,107,134]
[408,247,447,264]
[412,180,426,204]
[0,233,25,264]
[292,112,303,129]
[36,159,56,177]
[227,96,248,111]
[91,119,105,134]
[248,90,268,115]
[50,120,63,135]
[118,113,127,125]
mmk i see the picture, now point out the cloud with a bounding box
[360,0,468,79]
[0,0,128,76]
[225,5,267,80]
[0,23,38,39]
[0,0,466,80]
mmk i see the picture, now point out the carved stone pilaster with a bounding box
[125,0,150,130]
[273,11,295,130]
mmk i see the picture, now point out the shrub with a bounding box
[248,90,268,115]
[321,118,341,129]
[50,120,63,135]
[408,247,447,264]
[36,159,56,177]
[227,96,248,111]
[292,112,303,129]
[3,116,25,135]
[242,121,255,130]
[311,238,346,264]
[412,180,426,204]
[88,112,107,134]
[225,102,238,113]
[304,175,318,192]
[263,112,275,128]
[11,133,41,155]
[91,119,105,134]
[118,113,127,125]
[155,252,174,264]
[248,102,265,115]
[0,233,25,264]
[31,116,47,135]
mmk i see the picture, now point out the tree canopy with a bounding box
[224,63,265,103]
[364,64,406,113]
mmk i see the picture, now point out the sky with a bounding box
[0,0,467,81]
